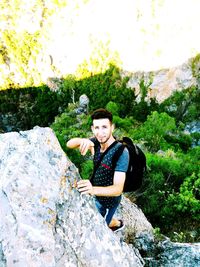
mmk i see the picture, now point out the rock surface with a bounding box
[154,240,200,267]
[125,59,197,103]
[0,127,146,267]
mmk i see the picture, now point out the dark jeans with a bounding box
[94,195,122,225]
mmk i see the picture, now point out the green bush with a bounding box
[138,147,199,229]
[51,109,92,171]
[160,86,200,124]
[166,172,200,220]
[164,132,193,152]
[76,64,137,117]
[106,101,120,116]
[0,86,70,131]
[80,160,93,180]
[132,111,176,152]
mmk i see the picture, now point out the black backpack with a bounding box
[113,137,147,192]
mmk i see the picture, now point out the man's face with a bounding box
[91,118,114,144]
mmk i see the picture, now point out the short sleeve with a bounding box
[115,147,129,172]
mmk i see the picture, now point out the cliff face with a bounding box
[125,58,197,103]
[0,127,150,267]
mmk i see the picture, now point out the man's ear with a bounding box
[91,125,94,133]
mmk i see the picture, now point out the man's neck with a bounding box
[100,136,115,152]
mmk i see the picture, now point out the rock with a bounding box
[185,121,200,134]
[133,233,200,267]
[75,94,89,115]
[116,196,154,244]
[125,58,197,103]
[46,77,63,92]
[153,239,200,267]
[0,127,144,267]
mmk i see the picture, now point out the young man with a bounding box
[66,108,129,232]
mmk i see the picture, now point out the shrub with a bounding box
[106,101,120,116]
[166,173,200,220]
[0,86,70,131]
[138,148,199,228]
[51,109,91,171]
[160,86,200,124]
[132,111,176,152]
[80,160,93,180]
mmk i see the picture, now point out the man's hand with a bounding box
[79,139,94,155]
[66,138,94,156]
[77,179,94,195]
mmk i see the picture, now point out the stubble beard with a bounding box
[97,135,111,145]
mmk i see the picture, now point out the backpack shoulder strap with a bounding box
[93,140,119,171]
[90,140,120,183]
[111,143,126,169]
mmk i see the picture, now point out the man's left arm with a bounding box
[77,146,129,196]
[77,171,125,196]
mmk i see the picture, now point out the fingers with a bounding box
[79,139,89,155]
[77,180,93,195]
[79,139,94,155]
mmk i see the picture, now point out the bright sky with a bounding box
[45,0,200,74]
[2,0,200,79]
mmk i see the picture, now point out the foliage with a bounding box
[132,97,160,123]
[51,103,199,241]
[191,53,200,80]
[60,75,77,104]
[170,229,200,243]
[0,30,42,89]
[160,86,200,124]
[164,132,193,152]
[137,147,200,233]
[75,64,136,117]
[75,40,122,79]
[191,132,200,147]
[106,101,120,116]
[80,160,93,180]
[0,30,198,241]
[51,109,91,171]
[138,77,152,102]
[166,173,200,220]
[132,111,176,152]
[0,86,69,131]
[0,0,71,89]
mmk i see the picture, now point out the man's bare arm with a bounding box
[77,171,125,196]
[66,138,94,155]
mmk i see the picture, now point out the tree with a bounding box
[133,111,176,152]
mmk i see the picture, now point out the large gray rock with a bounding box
[154,240,200,267]
[0,127,145,267]
[134,233,200,267]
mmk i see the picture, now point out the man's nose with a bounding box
[98,128,105,135]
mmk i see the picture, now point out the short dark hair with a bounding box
[91,108,113,123]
